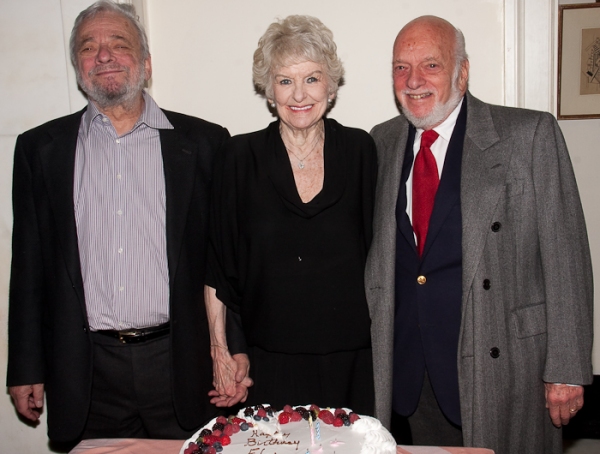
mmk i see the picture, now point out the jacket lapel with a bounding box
[423,101,467,259]
[394,125,419,255]
[159,125,197,285]
[39,110,86,304]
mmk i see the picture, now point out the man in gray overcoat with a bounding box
[366,15,593,453]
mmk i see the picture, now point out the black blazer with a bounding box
[7,107,229,441]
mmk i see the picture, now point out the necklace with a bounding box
[279,121,324,170]
[287,145,319,169]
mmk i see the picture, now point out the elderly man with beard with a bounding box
[6,0,249,444]
[366,15,593,453]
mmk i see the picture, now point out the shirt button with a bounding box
[117,174,122,180]
[118,248,123,254]
[117,210,123,215]
[102,117,108,123]
[490,347,500,358]
[116,139,120,144]
[119,286,124,291]
[483,279,491,290]
[491,222,502,232]
[417,275,427,285]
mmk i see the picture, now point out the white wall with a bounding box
[0,0,596,452]
[0,1,88,452]
[146,0,504,135]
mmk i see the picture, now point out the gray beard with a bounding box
[401,86,463,130]
[77,64,146,110]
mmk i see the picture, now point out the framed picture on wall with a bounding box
[558,3,600,119]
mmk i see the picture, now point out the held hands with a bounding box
[208,349,253,407]
[9,383,45,422]
[545,383,584,427]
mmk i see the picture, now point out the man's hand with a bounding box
[545,383,584,427]
[232,353,252,389]
[9,383,45,422]
[208,353,253,407]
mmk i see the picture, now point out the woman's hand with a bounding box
[205,285,253,406]
[209,353,253,407]
[210,343,238,397]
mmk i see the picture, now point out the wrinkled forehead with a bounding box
[393,23,455,61]
[76,11,139,45]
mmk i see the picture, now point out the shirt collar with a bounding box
[81,91,173,136]
[416,96,464,143]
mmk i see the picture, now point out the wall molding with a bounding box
[504,0,558,112]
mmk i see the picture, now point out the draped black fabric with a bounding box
[207,118,377,355]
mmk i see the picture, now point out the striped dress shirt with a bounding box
[74,93,173,331]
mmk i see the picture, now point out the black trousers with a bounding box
[81,332,198,440]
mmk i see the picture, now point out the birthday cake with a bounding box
[180,404,396,454]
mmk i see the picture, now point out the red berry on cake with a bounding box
[334,408,347,417]
[318,409,335,424]
[349,412,360,423]
[221,435,231,446]
[202,435,213,445]
[283,404,293,413]
[278,412,291,424]
[290,410,302,422]
[216,416,228,425]
[184,442,197,454]
[309,404,320,412]
[223,424,234,436]
[333,417,344,427]
[256,408,267,418]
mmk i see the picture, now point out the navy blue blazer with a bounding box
[393,103,467,426]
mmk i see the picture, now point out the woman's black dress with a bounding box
[207,118,377,414]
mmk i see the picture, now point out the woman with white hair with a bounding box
[206,15,376,414]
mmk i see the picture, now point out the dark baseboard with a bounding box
[563,375,600,439]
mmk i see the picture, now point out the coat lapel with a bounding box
[460,93,509,293]
[369,116,410,287]
[39,110,86,304]
[160,126,198,285]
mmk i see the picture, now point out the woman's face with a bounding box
[271,60,333,132]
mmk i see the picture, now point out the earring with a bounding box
[271,102,276,108]
[328,98,333,104]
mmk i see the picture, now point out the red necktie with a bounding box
[412,129,439,257]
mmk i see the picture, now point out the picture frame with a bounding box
[558,2,600,119]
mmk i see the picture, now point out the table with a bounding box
[70,438,495,454]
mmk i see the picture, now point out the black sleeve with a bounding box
[225,307,247,355]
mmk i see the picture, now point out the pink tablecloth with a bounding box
[70,438,494,454]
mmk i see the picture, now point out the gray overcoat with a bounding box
[366,92,593,454]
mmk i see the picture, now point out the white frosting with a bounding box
[180,405,396,454]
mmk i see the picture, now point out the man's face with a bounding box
[392,19,468,129]
[74,11,151,108]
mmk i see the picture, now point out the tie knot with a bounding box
[421,129,439,149]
